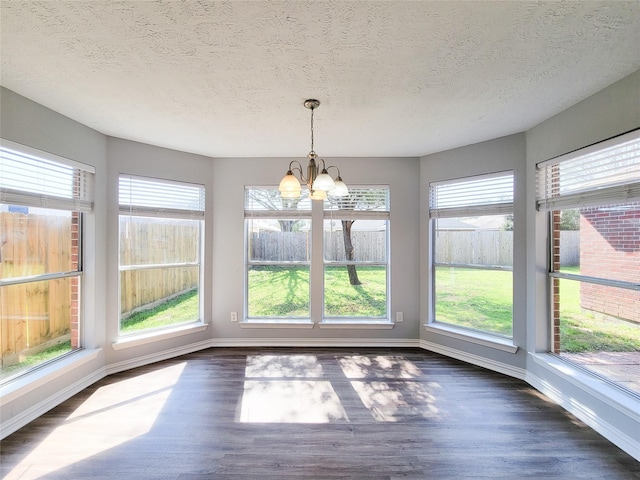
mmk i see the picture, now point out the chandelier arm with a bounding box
[324,164,341,177]
[287,160,307,183]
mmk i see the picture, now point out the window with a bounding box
[324,187,389,318]
[245,188,312,319]
[244,186,390,323]
[429,171,514,337]
[119,175,204,335]
[536,129,640,394]
[0,140,94,381]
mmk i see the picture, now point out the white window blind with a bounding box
[430,171,513,218]
[0,139,95,212]
[119,175,205,219]
[324,186,390,220]
[244,187,312,218]
[536,129,640,211]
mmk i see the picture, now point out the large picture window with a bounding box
[244,186,390,323]
[429,172,514,337]
[323,187,389,319]
[536,129,640,394]
[0,140,94,381]
[119,175,204,335]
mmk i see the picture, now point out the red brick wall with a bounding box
[580,203,640,323]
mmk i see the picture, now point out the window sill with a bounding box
[530,353,640,416]
[113,322,209,351]
[319,320,395,329]
[423,323,518,354]
[240,319,314,329]
[0,348,102,405]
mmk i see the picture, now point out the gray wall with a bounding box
[1,68,639,458]
[0,87,108,427]
[419,133,528,371]
[525,69,640,452]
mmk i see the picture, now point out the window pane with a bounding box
[324,265,387,317]
[434,266,513,336]
[120,266,199,333]
[551,201,640,394]
[434,215,513,266]
[247,265,309,317]
[1,276,80,380]
[1,207,78,279]
[247,219,311,263]
[432,214,513,336]
[324,219,387,263]
[556,277,640,395]
[119,213,202,334]
[120,216,200,266]
[556,202,640,286]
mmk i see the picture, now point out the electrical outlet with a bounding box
[230,311,238,322]
[396,311,403,323]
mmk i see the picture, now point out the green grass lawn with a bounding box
[557,276,640,353]
[434,265,639,352]
[435,266,513,336]
[120,289,199,333]
[247,265,387,317]
[6,265,636,379]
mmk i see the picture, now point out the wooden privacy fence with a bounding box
[1,212,74,364]
[251,230,580,266]
[119,217,200,316]
[250,231,387,262]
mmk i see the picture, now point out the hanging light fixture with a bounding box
[278,99,349,200]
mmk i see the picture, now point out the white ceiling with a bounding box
[1,1,639,158]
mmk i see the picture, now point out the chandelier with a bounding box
[278,99,348,201]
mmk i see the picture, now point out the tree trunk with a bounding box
[342,220,361,285]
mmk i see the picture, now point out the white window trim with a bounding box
[112,322,209,350]
[424,322,518,354]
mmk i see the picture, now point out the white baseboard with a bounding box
[1,368,105,440]
[105,339,214,375]
[210,337,421,348]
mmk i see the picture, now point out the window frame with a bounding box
[536,129,640,371]
[243,185,392,326]
[0,139,94,381]
[322,186,390,322]
[428,171,515,340]
[118,174,205,337]
[244,187,312,321]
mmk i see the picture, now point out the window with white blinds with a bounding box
[324,186,390,219]
[0,139,95,212]
[536,129,640,211]
[119,175,205,219]
[429,171,513,218]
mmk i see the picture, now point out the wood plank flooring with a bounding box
[1,348,638,479]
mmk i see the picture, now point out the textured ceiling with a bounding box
[1,1,639,158]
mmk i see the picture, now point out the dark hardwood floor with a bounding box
[1,348,638,479]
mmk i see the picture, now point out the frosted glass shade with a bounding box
[312,172,335,191]
[330,179,349,196]
[279,173,301,198]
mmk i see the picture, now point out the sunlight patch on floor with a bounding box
[4,362,186,480]
[245,354,325,378]
[350,381,440,422]
[337,355,423,379]
[239,380,348,423]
